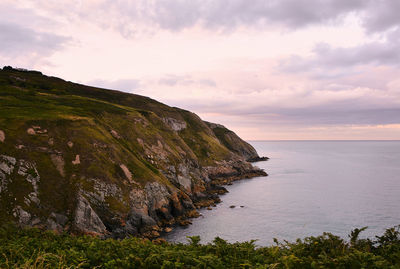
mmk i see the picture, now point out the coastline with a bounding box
[140,161,268,241]
[0,67,269,241]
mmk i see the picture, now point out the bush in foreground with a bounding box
[1,224,399,268]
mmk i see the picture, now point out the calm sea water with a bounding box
[165,141,400,246]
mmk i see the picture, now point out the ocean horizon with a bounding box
[165,140,400,245]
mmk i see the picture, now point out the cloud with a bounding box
[93,0,370,38]
[362,1,400,33]
[0,4,70,66]
[146,78,400,128]
[312,38,400,67]
[279,27,400,79]
[8,1,400,37]
[88,79,141,92]
[0,3,56,28]
[0,23,69,58]
[110,0,400,35]
[20,0,370,35]
[158,75,194,86]
[121,0,368,31]
[122,58,400,132]
[158,74,216,87]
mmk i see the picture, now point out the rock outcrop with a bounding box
[206,122,269,162]
[0,66,268,239]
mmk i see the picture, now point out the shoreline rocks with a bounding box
[247,156,269,162]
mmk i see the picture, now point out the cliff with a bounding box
[0,67,267,238]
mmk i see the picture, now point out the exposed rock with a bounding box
[36,129,47,134]
[141,214,157,228]
[194,198,218,208]
[12,206,31,225]
[185,210,200,218]
[50,154,65,177]
[128,188,148,215]
[48,138,54,145]
[143,140,170,161]
[74,194,107,234]
[110,130,121,139]
[150,230,160,238]
[178,219,192,226]
[133,117,149,127]
[126,210,157,234]
[27,128,36,135]
[137,138,144,147]
[247,156,269,162]
[0,155,16,194]
[31,217,41,226]
[206,121,261,160]
[120,164,132,182]
[72,155,80,165]
[205,159,267,184]
[27,192,40,205]
[16,145,25,149]
[54,213,68,225]
[46,218,61,231]
[0,155,16,175]
[88,179,122,203]
[0,130,4,142]
[176,176,192,193]
[164,227,172,233]
[1,156,41,205]
[208,185,228,195]
[230,205,236,208]
[162,117,187,131]
[47,212,68,232]
[142,230,160,239]
[206,122,225,129]
[16,160,41,205]
[145,182,170,212]
[152,238,167,244]
[26,126,47,135]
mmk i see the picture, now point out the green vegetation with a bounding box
[0,67,233,169]
[1,224,399,268]
[1,66,266,239]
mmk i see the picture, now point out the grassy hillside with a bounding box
[0,67,266,238]
[1,224,399,268]
[0,66,232,165]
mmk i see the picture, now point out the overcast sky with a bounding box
[2,0,400,140]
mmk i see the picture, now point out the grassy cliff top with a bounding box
[0,66,236,165]
[0,66,187,121]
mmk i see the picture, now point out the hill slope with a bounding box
[0,67,266,238]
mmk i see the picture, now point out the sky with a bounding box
[1,0,400,140]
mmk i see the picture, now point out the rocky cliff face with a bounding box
[0,67,267,239]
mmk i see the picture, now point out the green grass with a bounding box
[0,67,234,167]
[1,224,400,268]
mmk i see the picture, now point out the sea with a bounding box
[164,140,400,246]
